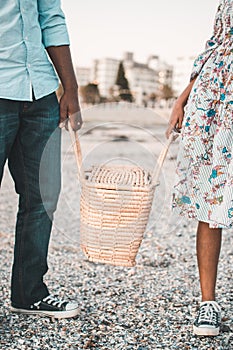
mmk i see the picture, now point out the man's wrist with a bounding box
[63,84,79,95]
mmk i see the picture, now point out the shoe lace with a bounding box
[198,303,219,324]
[43,295,67,308]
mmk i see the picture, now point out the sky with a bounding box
[61,0,219,68]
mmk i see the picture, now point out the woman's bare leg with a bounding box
[196,221,222,301]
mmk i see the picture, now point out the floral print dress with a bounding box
[172,0,233,229]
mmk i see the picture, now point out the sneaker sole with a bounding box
[10,306,79,319]
[193,325,220,336]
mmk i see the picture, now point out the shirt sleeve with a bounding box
[190,0,224,81]
[38,0,70,48]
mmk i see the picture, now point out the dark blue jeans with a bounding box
[0,92,61,307]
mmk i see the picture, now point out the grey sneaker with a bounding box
[11,294,79,319]
[193,301,221,336]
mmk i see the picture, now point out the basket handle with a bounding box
[151,131,178,186]
[68,120,178,184]
[68,121,83,180]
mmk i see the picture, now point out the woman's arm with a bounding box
[165,77,196,138]
[166,1,224,138]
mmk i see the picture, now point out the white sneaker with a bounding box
[11,294,79,319]
[193,301,221,336]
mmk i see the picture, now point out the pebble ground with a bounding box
[0,117,232,349]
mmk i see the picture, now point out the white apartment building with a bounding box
[90,58,120,97]
[124,52,173,104]
[123,52,158,105]
[76,67,91,87]
[156,61,173,88]
[173,55,196,96]
[76,52,174,105]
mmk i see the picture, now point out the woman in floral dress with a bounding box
[166,0,232,336]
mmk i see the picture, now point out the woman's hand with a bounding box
[165,77,197,139]
[165,101,184,138]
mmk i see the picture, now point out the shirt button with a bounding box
[25,36,28,40]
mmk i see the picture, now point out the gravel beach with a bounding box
[0,104,232,349]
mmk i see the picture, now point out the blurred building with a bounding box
[173,55,196,96]
[90,58,120,97]
[76,52,174,105]
[156,60,173,89]
[124,53,173,105]
[123,52,158,105]
[76,67,91,87]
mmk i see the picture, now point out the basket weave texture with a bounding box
[80,165,155,267]
[69,123,174,267]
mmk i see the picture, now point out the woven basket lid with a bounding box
[83,164,153,189]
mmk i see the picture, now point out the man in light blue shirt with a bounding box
[0,0,82,318]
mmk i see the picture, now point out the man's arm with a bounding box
[38,0,82,130]
[47,45,82,131]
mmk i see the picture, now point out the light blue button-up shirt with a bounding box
[0,0,70,101]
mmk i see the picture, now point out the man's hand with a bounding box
[46,45,83,131]
[59,91,83,131]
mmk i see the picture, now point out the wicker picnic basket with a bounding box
[69,124,174,267]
